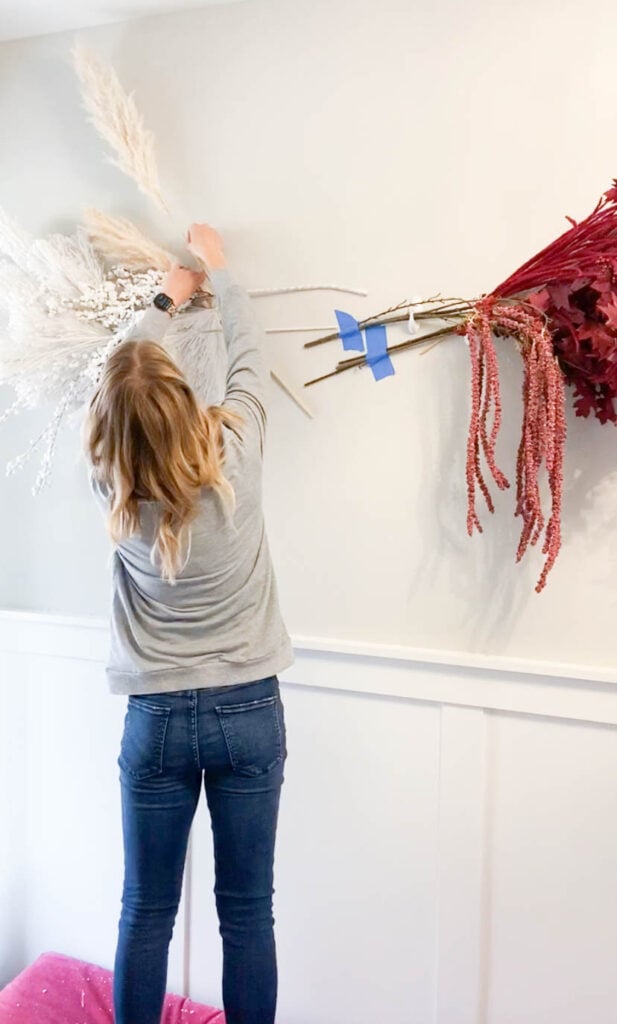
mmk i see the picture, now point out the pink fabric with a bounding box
[0,952,225,1023]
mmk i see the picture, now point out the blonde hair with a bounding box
[84,340,241,583]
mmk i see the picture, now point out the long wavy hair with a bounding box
[84,340,241,583]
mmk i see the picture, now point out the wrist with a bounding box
[152,292,178,316]
[193,252,226,272]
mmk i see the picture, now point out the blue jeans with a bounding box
[113,675,287,1024]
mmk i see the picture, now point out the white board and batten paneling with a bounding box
[2,611,617,1024]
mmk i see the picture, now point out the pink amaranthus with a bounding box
[462,180,617,590]
[305,181,617,592]
[460,299,566,593]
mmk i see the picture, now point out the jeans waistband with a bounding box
[129,676,279,703]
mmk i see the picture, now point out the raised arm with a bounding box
[187,224,267,444]
[209,268,267,433]
[124,263,206,344]
[125,304,172,345]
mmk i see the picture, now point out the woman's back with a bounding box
[89,264,293,695]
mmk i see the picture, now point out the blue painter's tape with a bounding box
[334,309,365,352]
[364,323,395,381]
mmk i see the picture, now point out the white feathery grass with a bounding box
[72,40,169,214]
[0,259,33,309]
[0,303,110,381]
[30,229,104,298]
[82,207,173,270]
[0,207,43,277]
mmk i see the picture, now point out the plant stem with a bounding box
[303,297,471,349]
[303,325,457,387]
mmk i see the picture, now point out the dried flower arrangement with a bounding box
[0,42,198,493]
[3,41,606,593]
[305,184,617,591]
[0,42,365,492]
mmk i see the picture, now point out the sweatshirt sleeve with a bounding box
[208,267,267,449]
[87,463,111,511]
[124,304,173,344]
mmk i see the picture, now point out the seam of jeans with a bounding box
[190,690,200,769]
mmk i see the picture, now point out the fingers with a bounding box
[187,222,215,237]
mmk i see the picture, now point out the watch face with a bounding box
[154,293,173,311]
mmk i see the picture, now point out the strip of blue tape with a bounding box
[364,323,395,381]
[334,309,365,352]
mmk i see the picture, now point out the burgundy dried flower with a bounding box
[463,300,566,593]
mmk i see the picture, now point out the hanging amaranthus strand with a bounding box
[513,311,566,593]
[459,298,510,537]
[460,300,566,593]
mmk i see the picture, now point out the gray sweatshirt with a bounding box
[89,267,293,695]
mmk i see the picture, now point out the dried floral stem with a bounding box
[303,297,469,349]
[250,284,368,297]
[270,369,314,419]
[303,326,454,388]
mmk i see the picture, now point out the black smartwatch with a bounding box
[153,292,177,316]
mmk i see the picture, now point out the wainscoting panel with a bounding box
[1,611,616,1023]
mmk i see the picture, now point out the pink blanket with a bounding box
[0,952,225,1023]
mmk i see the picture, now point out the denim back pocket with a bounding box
[118,698,171,780]
[214,693,286,777]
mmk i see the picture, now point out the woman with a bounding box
[85,223,293,1024]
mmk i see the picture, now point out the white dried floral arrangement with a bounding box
[0,41,365,493]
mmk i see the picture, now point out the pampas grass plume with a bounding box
[83,207,174,271]
[72,40,169,214]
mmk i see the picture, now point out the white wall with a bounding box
[3,3,617,1020]
[1,0,617,665]
[3,613,617,1023]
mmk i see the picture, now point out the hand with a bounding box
[186,223,227,271]
[160,263,205,308]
